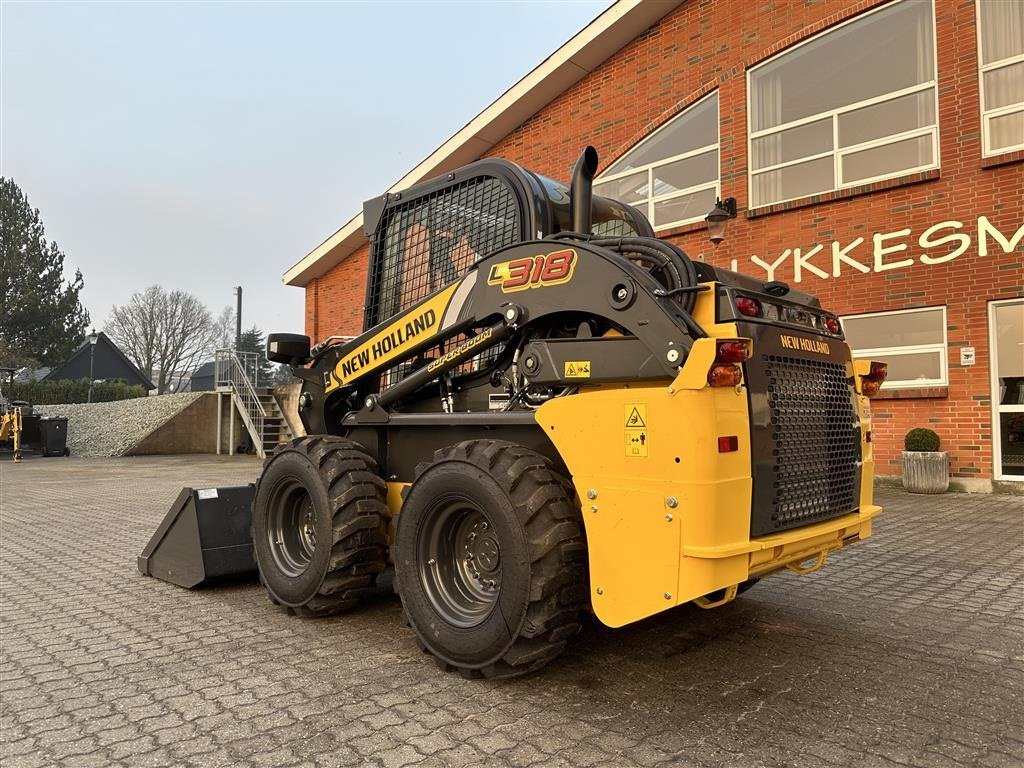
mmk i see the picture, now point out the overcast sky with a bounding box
[2,0,610,338]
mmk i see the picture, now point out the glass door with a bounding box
[990,299,1024,481]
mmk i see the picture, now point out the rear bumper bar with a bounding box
[680,504,882,559]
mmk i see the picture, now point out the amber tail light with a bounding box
[708,364,742,387]
[860,361,887,398]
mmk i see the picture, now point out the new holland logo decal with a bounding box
[487,248,576,293]
[779,333,831,355]
[328,283,458,391]
[340,308,436,379]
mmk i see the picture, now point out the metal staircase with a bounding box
[214,350,292,457]
[257,391,292,455]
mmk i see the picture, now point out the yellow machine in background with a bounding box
[1,368,24,463]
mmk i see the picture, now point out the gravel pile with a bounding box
[36,393,203,457]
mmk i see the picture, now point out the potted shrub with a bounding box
[902,428,949,494]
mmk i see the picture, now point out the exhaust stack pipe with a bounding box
[570,146,599,235]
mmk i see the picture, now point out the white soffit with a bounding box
[283,0,682,287]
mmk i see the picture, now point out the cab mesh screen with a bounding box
[367,175,522,391]
[366,176,521,330]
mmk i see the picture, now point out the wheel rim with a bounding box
[267,478,317,578]
[418,498,501,628]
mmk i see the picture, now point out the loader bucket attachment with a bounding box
[137,485,257,588]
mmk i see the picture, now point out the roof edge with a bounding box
[283,0,681,287]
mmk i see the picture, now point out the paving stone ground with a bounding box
[1,454,1022,768]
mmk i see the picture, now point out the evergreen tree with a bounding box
[0,178,90,366]
[237,325,273,384]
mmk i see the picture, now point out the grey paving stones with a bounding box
[1,454,1022,767]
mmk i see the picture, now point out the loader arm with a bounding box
[299,238,704,433]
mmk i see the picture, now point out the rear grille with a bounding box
[758,354,859,535]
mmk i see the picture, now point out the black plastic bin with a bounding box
[39,417,69,457]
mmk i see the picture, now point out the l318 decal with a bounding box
[487,248,576,293]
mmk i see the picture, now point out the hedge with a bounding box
[9,378,147,405]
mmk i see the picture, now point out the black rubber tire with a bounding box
[252,436,388,617]
[395,439,587,678]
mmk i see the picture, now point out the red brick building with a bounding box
[285,0,1023,490]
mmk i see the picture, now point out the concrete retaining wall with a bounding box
[129,393,219,455]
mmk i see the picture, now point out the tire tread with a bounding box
[405,439,587,679]
[255,436,388,618]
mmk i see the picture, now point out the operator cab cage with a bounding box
[360,159,653,332]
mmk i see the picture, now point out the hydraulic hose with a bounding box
[551,233,701,315]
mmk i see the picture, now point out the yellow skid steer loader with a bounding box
[254,147,885,677]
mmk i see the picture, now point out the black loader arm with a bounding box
[292,238,702,434]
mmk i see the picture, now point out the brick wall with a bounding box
[305,248,369,344]
[307,0,1023,481]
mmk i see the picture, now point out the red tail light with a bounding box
[870,361,887,382]
[735,297,761,317]
[824,317,841,334]
[715,341,750,363]
[708,364,742,387]
[718,435,739,452]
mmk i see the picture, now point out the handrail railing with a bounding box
[214,349,267,456]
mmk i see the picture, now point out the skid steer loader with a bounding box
[258,147,885,677]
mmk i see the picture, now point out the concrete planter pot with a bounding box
[901,451,949,494]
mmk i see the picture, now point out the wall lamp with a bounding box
[705,197,738,244]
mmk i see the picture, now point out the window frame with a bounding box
[840,305,949,389]
[746,0,940,209]
[595,90,720,231]
[975,0,1024,158]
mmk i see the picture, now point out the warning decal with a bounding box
[625,406,646,428]
[564,361,591,378]
[624,404,648,458]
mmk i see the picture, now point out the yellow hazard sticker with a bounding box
[564,361,591,378]
[624,404,648,458]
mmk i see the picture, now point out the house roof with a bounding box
[283,0,682,288]
[190,361,215,379]
[49,332,157,391]
[14,367,51,383]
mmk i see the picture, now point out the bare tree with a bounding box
[209,306,235,353]
[106,286,214,394]
[105,286,161,384]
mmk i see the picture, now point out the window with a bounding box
[977,0,1024,156]
[747,0,938,208]
[593,91,719,230]
[841,307,948,388]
